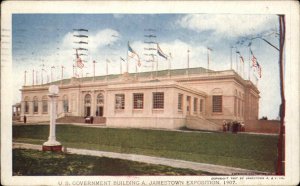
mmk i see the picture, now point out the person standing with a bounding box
[23,115,27,124]
[90,116,94,124]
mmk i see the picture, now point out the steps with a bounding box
[56,116,106,124]
[186,115,221,131]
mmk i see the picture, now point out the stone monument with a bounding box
[42,85,62,151]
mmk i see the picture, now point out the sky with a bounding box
[12,14,281,119]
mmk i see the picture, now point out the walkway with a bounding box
[13,142,270,175]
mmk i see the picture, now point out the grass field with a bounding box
[13,149,210,175]
[13,124,279,172]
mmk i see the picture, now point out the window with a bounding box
[200,99,204,112]
[42,96,48,113]
[133,93,144,109]
[115,94,125,109]
[153,92,164,109]
[97,93,104,104]
[212,95,222,113]
[24,96,29,113]
[194,98,198,112]
[178,94,183,111]
[84,94,91,104]
[33,96,38,113]
[63,95,69,112]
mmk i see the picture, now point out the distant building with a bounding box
[19,67,260,130]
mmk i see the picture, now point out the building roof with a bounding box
[43,67,214,85]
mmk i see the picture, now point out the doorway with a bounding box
[187,96,191,115]
[96,106,103,117]
[85,106,91,117]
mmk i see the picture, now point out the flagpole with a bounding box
[126,42,129,73]
[24,70,27,86]
[248,47,251,81]
[41,68,43,85]
[120,59,122,74]
[51,67,54,82]
[106,60,108,81]
[187,49,190,76]
[168,53,171,78]
[243,57,245,79]
[230,47,233,70]
[61,66,64,80]
[207,48,209,72]
[235,48,238,73]
[156,53,158,78]
[93,60,96,81]
[32,69,34,86]
[36,70,38,85]
[135,62,138,79]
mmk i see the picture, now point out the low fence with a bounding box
[244,120,280,134]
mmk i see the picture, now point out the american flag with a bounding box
[128,42,141,67]
[76,49,84,69]
[256,62,262,78]
[250,50,262,78]
[252,55,258,67]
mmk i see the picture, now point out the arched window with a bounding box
[97,93,104,105]
[84,94,91,116]
[63,95,69,112]
[42,96,48,113]
[33,96,38,113]
[24,96,30,114]
[96,93,104,116]
[84,94,91,104]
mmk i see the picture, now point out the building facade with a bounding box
[19,68,260,130]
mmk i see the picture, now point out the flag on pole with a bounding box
[120,57,125,62]
[157,43,168,60]
[257,62,262,78]
[76,49,84,69]
[250,49,262,78]
[128,42,141,66]
[236,51,244,63]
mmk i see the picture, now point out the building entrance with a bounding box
[96,106,103,116]
[85,106,91,117]
[187,96,191,115]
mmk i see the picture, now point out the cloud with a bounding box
[128,39,227,72]
[178,14,278,38]
[89,29,120,52]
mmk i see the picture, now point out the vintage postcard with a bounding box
[1,0,299,185]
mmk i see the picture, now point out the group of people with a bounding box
[84,116,94,124]
[223,120,245,133]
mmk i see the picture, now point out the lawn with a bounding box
[13,124,279,172]
[13,149,210,175]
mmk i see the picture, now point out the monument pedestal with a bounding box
[42,139,62,152]
[42,145,62,152]
[42,85,63,152]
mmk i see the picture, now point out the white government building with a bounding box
[18,67,259,131]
